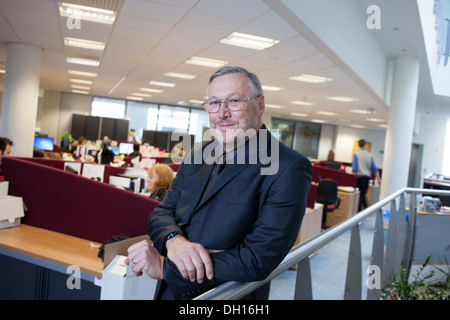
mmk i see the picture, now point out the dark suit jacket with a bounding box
[148,125,312,300]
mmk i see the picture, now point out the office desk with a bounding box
[325,190,360,228]
[0,224,103,299]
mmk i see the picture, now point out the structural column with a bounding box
[0,43,42,157]
[380,56,420,200]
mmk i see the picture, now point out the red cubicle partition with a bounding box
[312,163,357,187]
[1,157,159,244]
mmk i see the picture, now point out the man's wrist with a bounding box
[165,233,183,251]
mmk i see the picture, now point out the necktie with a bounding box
[202,154,227,197]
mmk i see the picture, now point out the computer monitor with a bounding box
[119,142,134,155]
[34,136,54,151]
[108,146,120,155]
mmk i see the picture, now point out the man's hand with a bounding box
[125,240,164,279]
[166,235,215,284]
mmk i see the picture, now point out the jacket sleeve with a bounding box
[163,155,312,299]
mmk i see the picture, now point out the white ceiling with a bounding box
[0,0,447,129]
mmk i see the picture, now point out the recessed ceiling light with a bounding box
[149,80,176,88]
[0,69,5,74]
[366,118,384,122]
[58,2,117,25]
[64,37,105,51]
[350,109,369,114]
[68,70,97,77]
[140,87,163,93]
[378,124,388,128]
[311,119,326,123]
[132,92,152,97]
[220,32,280,50]
[188,100,204,105]
[262,85,282,92]
[291,113,308,117]
[70,78,93,85]
[67,57,100,67]
[317,111,338,116]
[71,85,91,90]
[266,104,283,109]
[71,89,89,94]
[126,96,144,101]
[185,56,228,68]
[351,124,366,128]
[327,96,360,102]
[290,74,332,84]
[291,101,315,106]
[164,72,197,80]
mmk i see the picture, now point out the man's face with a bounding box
[207,72,264,147]
[0,144,11,160]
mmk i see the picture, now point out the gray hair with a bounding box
[209,66,264,97]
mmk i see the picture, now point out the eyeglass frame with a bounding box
[202,95,262,113]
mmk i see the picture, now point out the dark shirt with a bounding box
[150,188,168,201]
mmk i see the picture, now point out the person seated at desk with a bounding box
[0,137,13,174]
[147,164,174,201]
[99,140,115,165]
[128,144,141,159]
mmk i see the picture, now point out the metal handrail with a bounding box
[195,187,450,300]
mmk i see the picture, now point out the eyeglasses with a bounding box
[202,95,261,113]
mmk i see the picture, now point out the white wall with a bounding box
[57,92,93,143]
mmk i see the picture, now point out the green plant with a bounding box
[60,131,74,143]
[382,255,450,300]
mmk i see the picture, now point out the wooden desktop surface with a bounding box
[0,224,103,277]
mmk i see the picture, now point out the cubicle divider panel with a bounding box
[312,164,357,187]
[2,157,159,244]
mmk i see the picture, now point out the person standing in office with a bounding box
[0,137,13,174]
[125,66,312,300]
[352,139,381,211]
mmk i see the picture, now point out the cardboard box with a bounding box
[100,235,158,300]
[0,195,25,230]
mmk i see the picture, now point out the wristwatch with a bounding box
[165,232,179,242]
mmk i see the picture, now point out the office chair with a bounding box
[316,179,341,229]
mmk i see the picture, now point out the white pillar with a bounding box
[380,56,420,200]
[0,43,42,157]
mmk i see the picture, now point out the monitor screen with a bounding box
[108,146,120,155]
[34,136,54,151]
[119,143,134,155]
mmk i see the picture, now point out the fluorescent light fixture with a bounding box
[266,104,283,109]
[351,124,366,129]
[132,92,152,98]
[317,111,338,116]
[311,119,326,123]
[350,109,369,114]
[67,57,100,67]
[366,118,384,122]
[140,87,162,93]
[164,72,197,80]
[58,2,116,25]
[71,85,91,90]
[64,37,105,51]
[377,124,388,129]
[68,70,97,77]
[186,56,228,68]
[290,74,332,84]
[149,80,176,88]
[291,101,315,106]
[70,78,93,85]
[126,96,144,101]
[327,96,360,102]
[262,85,282,92]
[291,113,308,117]
[0,69,5,74]
[188,100,204,105]
[71,89,89,94]
[220,32,280,50]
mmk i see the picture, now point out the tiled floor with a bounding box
[269,214,377,300]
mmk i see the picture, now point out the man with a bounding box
[126,66,312,300]
[352,139,381,211]
[0,137,13,174]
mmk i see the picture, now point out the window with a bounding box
[189,108,210,142]
[91,97,125,118]
[157,105,190,132]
